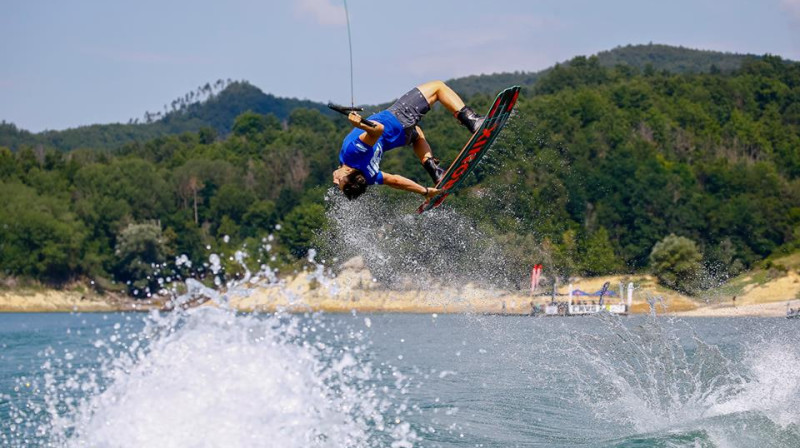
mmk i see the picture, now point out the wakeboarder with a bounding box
[332,80,485,200]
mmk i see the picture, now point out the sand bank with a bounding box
[2,257,797,317]
[0,289,159,313]
[673,301,790,318]
[228,259,696,315]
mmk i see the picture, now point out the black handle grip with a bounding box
[328,104,363,114]
[327,103,377,128]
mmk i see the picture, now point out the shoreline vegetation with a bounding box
[2,255,798,317]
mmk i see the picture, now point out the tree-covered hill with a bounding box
[594,44,753,73]
[1,44,783,153]
[159,81,333,133]
[0,82,332,152]
[447,44,764,96]
[1,53,798,296]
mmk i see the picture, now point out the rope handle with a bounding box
[327,103,377,128]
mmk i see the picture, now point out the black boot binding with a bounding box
[456,106,485,134]
[423,157,445,184]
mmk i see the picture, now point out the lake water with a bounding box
[1,310,799,447]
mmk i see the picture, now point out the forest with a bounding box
[0,49,798,297]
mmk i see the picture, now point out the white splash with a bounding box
[29,309,414,448]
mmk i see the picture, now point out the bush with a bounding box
[649,234,703,294]
[114,222,168,296]
[280,203,326,258]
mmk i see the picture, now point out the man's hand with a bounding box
[350,111,384,145]
[424,187,441,199]
[348,111,362,128]
[382,172,440,198]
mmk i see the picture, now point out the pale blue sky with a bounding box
[2,0,799,132]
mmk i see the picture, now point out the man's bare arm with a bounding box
[348,111,384,146]
[382,172,440,199]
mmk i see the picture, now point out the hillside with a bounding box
[447,43,761,96]
[0,44,779,152]
[1,52,798,298]
[0,82,332,152]
[594,44,753,73]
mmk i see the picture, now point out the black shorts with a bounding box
[387,87,431,145]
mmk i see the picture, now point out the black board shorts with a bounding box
[387,87,431,145]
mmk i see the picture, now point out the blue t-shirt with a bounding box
[339,110,406,185]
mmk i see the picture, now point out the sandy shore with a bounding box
[673,301,790,318]
[228,259,709,316]
[1,257,797,317]
[0,289,160,313]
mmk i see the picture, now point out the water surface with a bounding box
[1,311,798,447]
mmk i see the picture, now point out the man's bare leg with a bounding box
[416,80,484,134]
[414,127,445,184]
[412,127,433,163]
[416,80,465,114]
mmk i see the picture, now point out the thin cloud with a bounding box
[294,0,346,26]
[782,0,800,20]
[406,13,564,77]
[418,13,564,47]
[407,46,555,78]
[81,47,209,65]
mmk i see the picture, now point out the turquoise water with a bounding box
[1,311,799,447]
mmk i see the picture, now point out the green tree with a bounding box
[198,126,217,144]
[73,159,172,221]
[0,146,15,179]
[209,184,256,226]
[232,111,270,138]
[217,215,241,241]
[173,159,235,224]
[280,203,326,257]
[649,234,703,294]
[114,221,168,296]
[581,227,622,275]
[243,200,277,235]
[0,182,85,283]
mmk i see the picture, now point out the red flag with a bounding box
[531,264,543,293]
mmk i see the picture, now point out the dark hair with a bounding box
[341,170,367,200]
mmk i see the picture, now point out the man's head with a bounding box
[332,165,367,200]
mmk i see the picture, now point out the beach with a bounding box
[0,288,159,313]
[2,257,797,317]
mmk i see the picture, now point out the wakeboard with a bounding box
[417,86,520,214]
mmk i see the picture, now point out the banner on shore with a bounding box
[531,264,543,294]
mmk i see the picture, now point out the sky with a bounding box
[2,0,799,132]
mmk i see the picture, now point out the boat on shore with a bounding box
[543,282,634,317]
